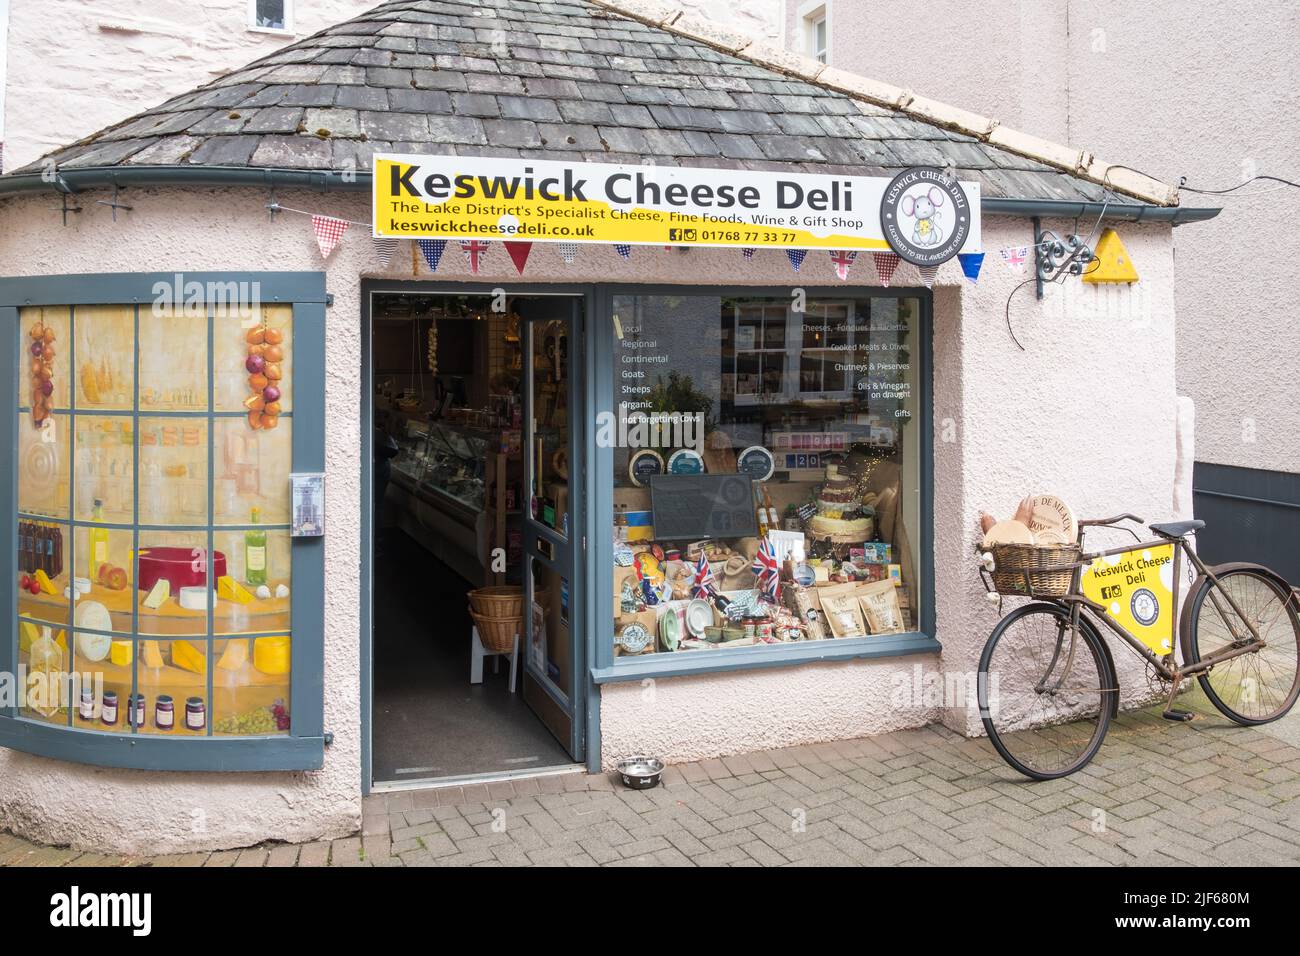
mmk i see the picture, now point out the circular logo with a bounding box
[879,167,971,266]
[1130,588,1160,627]
[736,445,775,482]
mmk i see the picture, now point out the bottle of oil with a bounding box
[245,507,267,587]
[88,500,109,580]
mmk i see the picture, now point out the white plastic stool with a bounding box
[470,626,520,693]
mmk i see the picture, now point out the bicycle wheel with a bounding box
[978,603,1116,780]
[1183,568,1300,724]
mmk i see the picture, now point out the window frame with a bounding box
[590,284,938,685]
[0,272,327,772]
[247,0,293,35]
[799,0,830,64]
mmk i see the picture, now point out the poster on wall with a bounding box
[374,154,981,256]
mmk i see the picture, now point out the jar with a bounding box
[185,697,206,732]
[155,695,175,731]
[101,691,118,726]
[128,693,146,728]
[79,688,95,722]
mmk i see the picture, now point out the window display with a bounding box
[609,293,924,656]
[15,303,294,737]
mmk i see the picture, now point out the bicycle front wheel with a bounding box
[1184,568,1300,724]
[978,603,1116,780]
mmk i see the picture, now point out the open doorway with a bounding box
[367,289,581,786]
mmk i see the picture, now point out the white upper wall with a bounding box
[781,0,1300,476]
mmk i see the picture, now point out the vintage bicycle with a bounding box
[976,515,1300,780]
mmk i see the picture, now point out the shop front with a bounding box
[0,0,1217,854]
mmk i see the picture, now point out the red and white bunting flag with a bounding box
[872,252,901,287]
[829,250,858,281]
[460,239,490,274]
[373,236,400,268]
[503,241,532,275]
[557,242,579,265]
[311,215,349,259]
[918,264,940,288]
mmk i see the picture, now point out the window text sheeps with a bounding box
[390,165,856,212]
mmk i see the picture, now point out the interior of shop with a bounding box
[369,292,571,783]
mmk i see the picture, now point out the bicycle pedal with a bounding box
[1161,709,1196,722]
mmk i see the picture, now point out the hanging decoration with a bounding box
[958,251,985,284]
[785,249,808,273]
[27,316,55,430]
[417,238,447,273]
[503,241,533,275]
[426,316,438,376]
[829,249,858,281]
[613,243,632,260]
[918,264,939,289]
[999,245,1030,275]
[1081,229,1139,284]
[373,236,401,268]
[872,252,901,287]
[558,241,579,264]
[310,215,350,260]
[243,320,286,431]
[741,248,756,261]
[460,239,490,274]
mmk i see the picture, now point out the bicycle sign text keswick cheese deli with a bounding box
[373,154,982,255]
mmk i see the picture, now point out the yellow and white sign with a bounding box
[1080,544,1175,654]
[373,153,982,252]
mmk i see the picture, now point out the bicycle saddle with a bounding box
[1149,519,1205,539]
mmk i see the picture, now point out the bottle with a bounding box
[764,488,779,531]
[245,507,267,587]
[88,499,109,581]
[755,489,769,538]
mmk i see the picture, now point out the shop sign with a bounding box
[374,154,982,253]
[1080,544,1175,654]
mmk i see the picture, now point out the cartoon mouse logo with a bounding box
[901,187,945,247]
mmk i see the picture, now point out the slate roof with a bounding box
[7,0,1152,207]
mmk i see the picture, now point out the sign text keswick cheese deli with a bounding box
[374,154,982,255]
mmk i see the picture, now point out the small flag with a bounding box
[503,241,532,275]
[1000,245,1030,275]
[829,249,858,281]
[373,236,400,268]
[872,252,901,287]
[460,239,490,274]
[691,551,715,599]
[416,238,447,272]
[558,242,578,265]
[958,251,985,284]
[918,264,939,288]
[751,536,779,600]
[741,247,756,260]
[311,215,349,259]
[613,243,632,260]
[786,249,808,273]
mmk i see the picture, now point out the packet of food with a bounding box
[858,578,904,634]
[821,590,866,638]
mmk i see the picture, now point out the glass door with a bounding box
[522,297,584,761]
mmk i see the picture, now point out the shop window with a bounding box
[610,293,924,658]
[3,274,324,770]
[249,0,292,33]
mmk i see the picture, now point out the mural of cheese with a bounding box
[19,620,40,654]
[217,575,254,605]
[34,569,57,595]
[217,640,249,671]
[110,640,133,667]
[253,636,290,676]
[141,578,170,610]
[140,640,165,669]
[73,600,113,662]
[171,640,207,675]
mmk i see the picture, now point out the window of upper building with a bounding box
[799,1,830,64]
[249,0,293,34]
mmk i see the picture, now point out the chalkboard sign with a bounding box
[648,474,758,541]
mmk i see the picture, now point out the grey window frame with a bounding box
[0,272,327,772]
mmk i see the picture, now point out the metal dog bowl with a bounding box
[615,756,665,790]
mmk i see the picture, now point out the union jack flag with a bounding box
[1000,245,1030,274]
[691,551,715,599]
[460,239,490,274]
[829,249,858,281]
[751,536,779,600]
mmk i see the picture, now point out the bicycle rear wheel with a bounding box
[1184,568,1300,724]
[978,603,1116,780]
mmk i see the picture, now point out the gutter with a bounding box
[0,165,1221,224]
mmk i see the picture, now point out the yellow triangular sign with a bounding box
[1083,228,1139,284]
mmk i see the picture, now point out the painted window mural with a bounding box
[16,303,294,738]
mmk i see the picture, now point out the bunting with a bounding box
[613,243,632,260]
[373,236,401,268]
[786,248,808,273]
[829,249,858,281]
[1000,246,1030,275]
[918,264,939,289]
[741,247,756,261]
[460,238,490,274]
[557,242,579,265]
[311,215,349,260]
[872,252,901,287]
[503,240,532,275]
[958,251,986,284]
[417,238,447,273]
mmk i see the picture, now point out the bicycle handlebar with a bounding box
[1078,513,1144,528]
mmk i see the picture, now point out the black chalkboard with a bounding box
[648,474,758,541]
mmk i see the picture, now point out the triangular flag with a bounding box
[417,239,446,272]
[958,251,985,284]
[872,252,901,287]
[373,236,400,268]
[741,247,756,261]
[311,215,349,259]
[558,242,578,265]
[503,241,532,275]
[613,243,632,260]
[1082,228,1139,284]
[999,245,1030,275]
[786,249,808,273]
[918,264,939,288]
[828,249,858,281]
[460,239,490,274]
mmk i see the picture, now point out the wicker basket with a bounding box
[989,543,1082,597]
[469,586,524,618]
[469,607,522,654]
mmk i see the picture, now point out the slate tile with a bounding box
[387,89,454,114]
[335,86,389,110]
[484,119,543,148]
[249,135,334,168]
[498,95,562,122]
[450,92,500,117]
[558,100,614,125]
[280,85,339,107]
[428,115,488,145]
[359,111,430,141]
[186,135,260,166]
[537,123,603,151]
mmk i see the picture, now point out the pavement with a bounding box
[3,686,1300,867]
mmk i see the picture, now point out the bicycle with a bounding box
[976,515,1300,780]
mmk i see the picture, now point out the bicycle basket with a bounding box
[988,543,1082,597]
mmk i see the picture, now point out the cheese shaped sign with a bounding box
[1080,544,1175,654]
